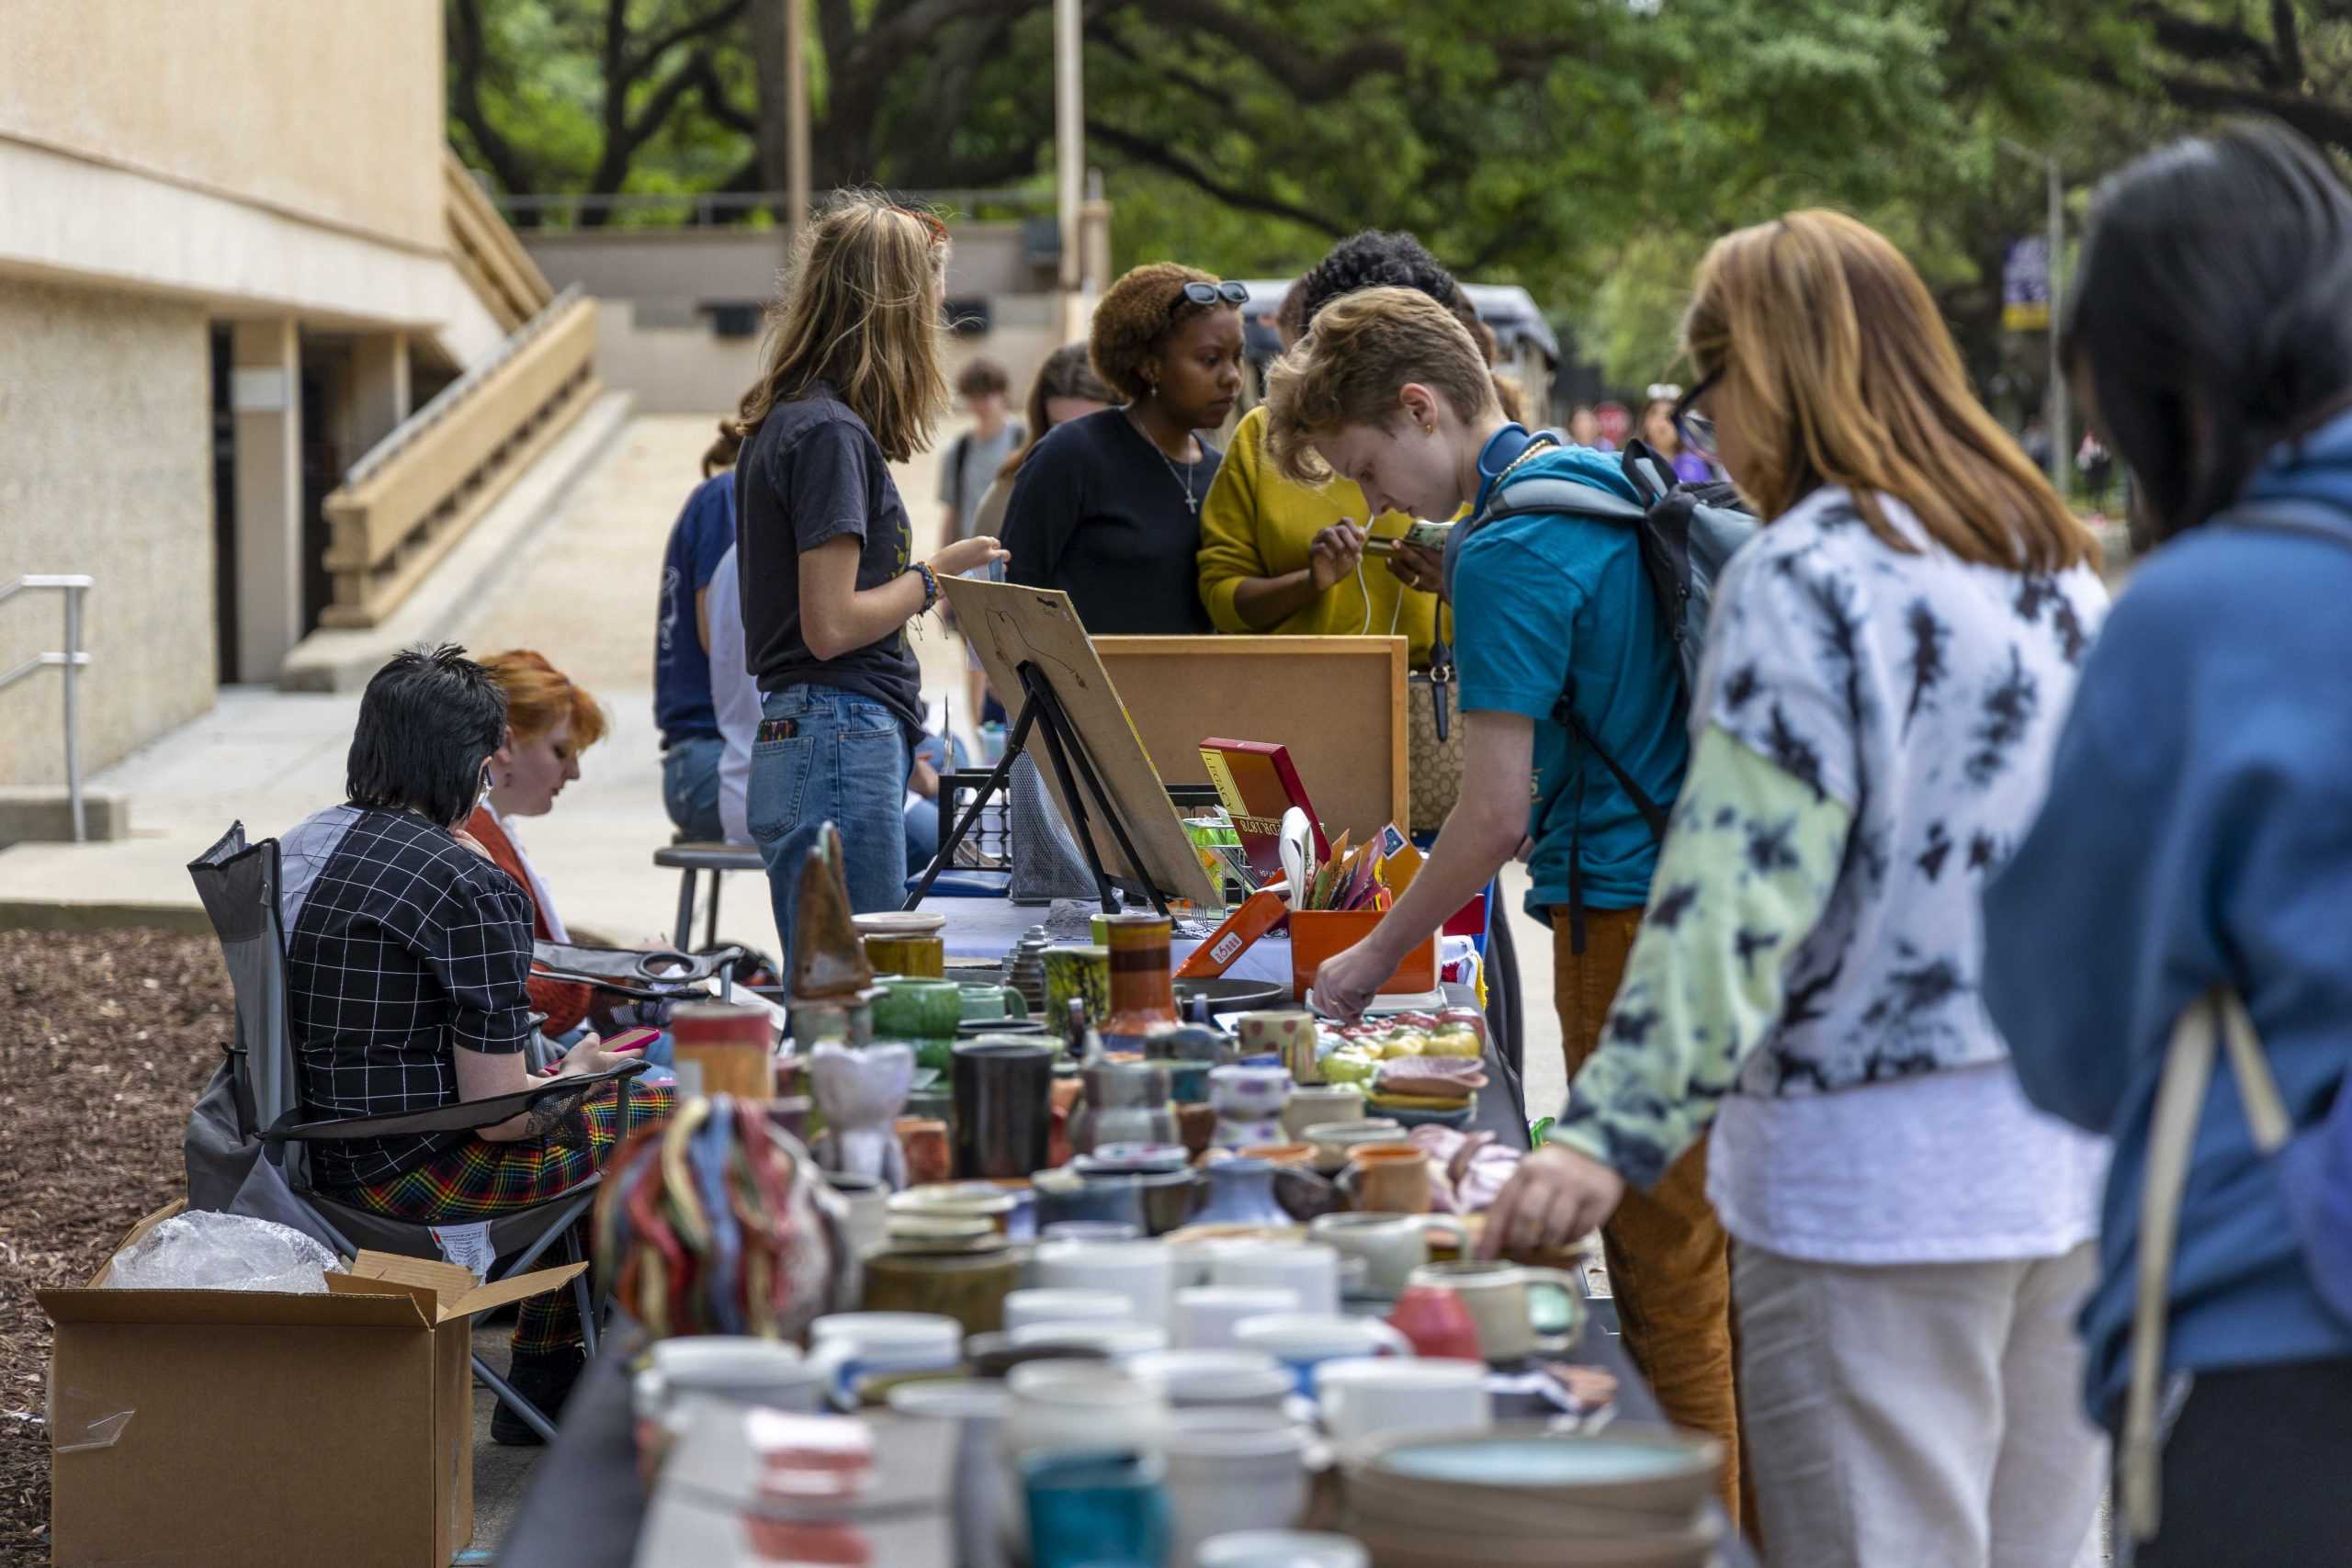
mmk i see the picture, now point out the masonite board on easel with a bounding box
[910,577,1220,913]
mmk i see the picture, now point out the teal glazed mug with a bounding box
[872,976,964,1041]
[959,982,1030,1024]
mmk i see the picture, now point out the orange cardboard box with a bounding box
[40,1202,583,1568]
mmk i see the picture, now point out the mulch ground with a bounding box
[0,929,231,1566]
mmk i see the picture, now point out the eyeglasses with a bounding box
[1671,371,1720,462]
[1180,281,1250,308]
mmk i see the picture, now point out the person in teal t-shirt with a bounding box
[1258,286,1733,1509]
[1451,439,1688,923]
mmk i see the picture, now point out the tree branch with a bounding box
[621,0,756,87]
[447,0,537,197]
[1084,117,1348,235]
[2136,2,2278,76]
[1122,0,1408,102]
[1093,23,1240,116]
[688,51,763,138]
[2271,0,2305,89]
[2153,70,2352,151]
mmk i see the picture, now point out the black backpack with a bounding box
[1446,438,1758,948]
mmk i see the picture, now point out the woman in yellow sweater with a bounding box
[1197,231,1480,663]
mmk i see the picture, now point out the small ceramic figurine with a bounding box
[808,1040,913,1190]
[792,824,876,999]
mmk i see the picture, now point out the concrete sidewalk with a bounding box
[0,410,1566,1111]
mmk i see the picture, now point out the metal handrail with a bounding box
[342,282,587,489]
[493,186,1057,225]
[0,575,93,842]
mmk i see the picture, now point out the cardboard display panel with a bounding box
[942,578,1222,906]
[1094,636,1410,844]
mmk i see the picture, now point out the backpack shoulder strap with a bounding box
[1554,700,1671,841]
[1483,475,1647,525]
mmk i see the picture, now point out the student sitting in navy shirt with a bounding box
[654,421,744,841]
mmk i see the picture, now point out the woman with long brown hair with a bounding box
[1481,211,2110,1562]
[732,195,1007,960]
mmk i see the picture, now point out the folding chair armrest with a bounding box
[266,1059,651,1143]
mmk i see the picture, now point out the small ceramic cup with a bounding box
[1003,1288,1138,1336]
[1172,1285,1303,1351]
[1343,1143,1431,1215]
[1231,1312,1412,1394]
[1209,1244,1341,1316]
[1312,1357,1491,1445]
[1402,1259,1584,1361]
[1281,1085,1366,1144]
[1307,1213,1469,1295]
[806,1312,962,1409]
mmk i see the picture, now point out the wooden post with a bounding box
[1054,0,1085,339]
[785,0,810,244]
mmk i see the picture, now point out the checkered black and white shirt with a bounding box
[279,805,536,1187]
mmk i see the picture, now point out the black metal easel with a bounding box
[904,660,1172,917]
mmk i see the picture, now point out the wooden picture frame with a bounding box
[1093,636,1410,843]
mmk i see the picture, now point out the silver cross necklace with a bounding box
[1129,408,1198,514]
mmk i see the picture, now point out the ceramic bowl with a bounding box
[1125,1348,1295,1411]
[1302,1119,1408,1174]
[1083,1142,1192,1175]
[1196,1531,1369,1568]
[961,1332,1109,1382]
[1007,1321,1169,1360]
[1340,1421,1723,1531]
[1236,1142,1317,1169]
[1136,1168,1204,1236]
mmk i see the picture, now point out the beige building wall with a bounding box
[0,279,214,784]
[0,0,444,254]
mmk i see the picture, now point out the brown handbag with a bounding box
[1406,637,1464,833]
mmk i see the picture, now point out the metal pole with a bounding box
[2046,152,2070,499]
[785,0,810,245]
[1053,0,1084,334]
[62,583,85,843]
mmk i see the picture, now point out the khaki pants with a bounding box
[1553,907,1744,1523]
[1734,1241,2106,1568]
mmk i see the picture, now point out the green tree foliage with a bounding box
[444,1,2352,389]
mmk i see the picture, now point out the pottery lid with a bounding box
[854,911,948,935]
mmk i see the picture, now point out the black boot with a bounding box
[491,1346,586,1447]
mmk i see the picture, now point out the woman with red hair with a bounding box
[464,649,609,1037]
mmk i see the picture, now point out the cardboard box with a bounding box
[40,1203,584,1568]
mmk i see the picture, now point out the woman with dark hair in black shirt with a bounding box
[1003,263,1247,633]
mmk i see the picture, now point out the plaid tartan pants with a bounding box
[344,1080,677,1355]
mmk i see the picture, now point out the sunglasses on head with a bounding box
[1671,370,1721,462]
[1181,281,1250,308]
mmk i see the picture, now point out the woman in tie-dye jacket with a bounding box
[1484,210,2112,1565]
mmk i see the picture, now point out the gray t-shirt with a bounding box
[938,422,1023,541]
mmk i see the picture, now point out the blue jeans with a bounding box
[662,734,728,842]
[750,685,910,974]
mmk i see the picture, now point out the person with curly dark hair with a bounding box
[1002,263,1247,633]
[1199,231,1465,660]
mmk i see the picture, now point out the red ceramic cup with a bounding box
[1387,1283,1484,1360]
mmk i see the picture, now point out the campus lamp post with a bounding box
[2002,138,2068,496]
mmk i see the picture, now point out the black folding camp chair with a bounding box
[184,823,647,1443]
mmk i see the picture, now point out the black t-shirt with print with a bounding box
[1002,408,1219,635]
[734,382,925,733]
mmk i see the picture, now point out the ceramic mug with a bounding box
[1004,1288,1136,1336]
[1033,1239,1178,1328]
[1209,1244,1341,1316]
[1312,1357,1491,1445]
[806,1311,963,1408]
[644,1337,824,1427]
[1197,1532,1369,1568]
[1021,1448,1170,1568]
[822,1170,890,1258]
[1281,1086,1365,1144]
[1236,1010,1317,1078]
[1043,944,1111,1027]
[871,975,965,1040]
[865,934,946,979]
[1404,1260,1584,1361]
[1307,1213,1468,1295]
[959,982,1030,1023]
[1302,1119,1406,1175]
[861,1249,1021,1337]
[1159,1407,1311,1568]
[1125,1348,1294,1412]
[1173,1285,1303,1350]
[885,1380,1012,1568]
[1343,1142,1432,1215]
[1385,1284,1484,1361]
[1231,1312,1413,1394]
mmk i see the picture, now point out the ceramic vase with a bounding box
[1069,1060,1179,1156]
[1100,913,1182,1053]
[1043,944,1111,1034]
[1193,1158,1288,1228]
[1208,1064,1292,1151]
[952,1038,1057,1179]
[809,1040,914,1189]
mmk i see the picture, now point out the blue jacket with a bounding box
[1983,412,2352,1424]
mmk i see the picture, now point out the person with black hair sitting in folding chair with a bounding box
[276,644,675,1444]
